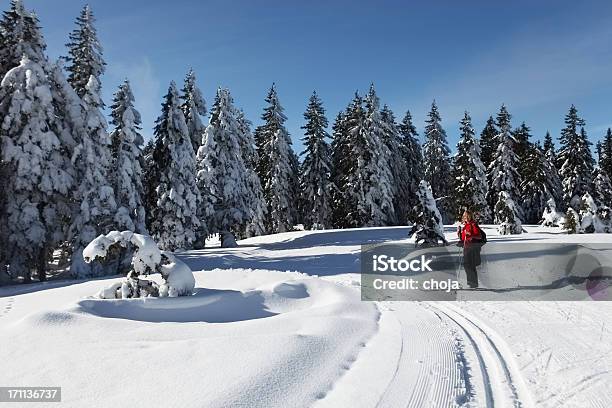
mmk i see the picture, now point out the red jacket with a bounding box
[460,221,481,243]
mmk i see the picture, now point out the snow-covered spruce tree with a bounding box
[0,0,47,79]
[540,198,565,227]
[487,104,522,220]
[397,110,423,222]
[0,56,74,281]
[579,193,610,233]
[557,105,594,210]
[423,101,452,222]
[196,88,251,247]
[109,80,146,233]
[520,142,562,224]
[330,109,352,228]
[235,109,267,237]
[543,131,556,163]
[64,5,105,100]
[451,112,490,222]
[380,104,411,225]
[362,85,396,226]
[563,207,579,234]
[180,68,206,154]
[479,115,497,171]
[409,180,447,246]
[254,84,297,233]
[494,191,523,235]
[148,82,201,251]
[591,166,612,209]
[69,75,118,277]
[300,91,334,230]
[512,122,532,184]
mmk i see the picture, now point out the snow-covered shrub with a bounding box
[495,191,523,235]
[409,180,447,246]
[579,193,610,233]
[540,198,565,227]
[563,208,579,234]
[83,231,195,299]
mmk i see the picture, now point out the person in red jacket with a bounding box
[457,210,482,288]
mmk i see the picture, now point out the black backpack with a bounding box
[474,225,487,244]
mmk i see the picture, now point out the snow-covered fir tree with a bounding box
[0,55,74,281]
[479,115,497,170]
[147,82,201,251]
[299,91,334,230]
[64,5,105,101]
[422,101,452,221]
[109,80,146,233]
[409,180,447,246]
[494,191,523,235]
[362,85,396,226]
[563,207,579,234]
[380,104,411,225]
[451,112,490,222]
[330,109,351,228]
[543,131,556,162]
[0,0,47,79]
[69,74,117,277]
[591,166,612,208]
[557,105,594,210]
[487,104,522,220]
[520,142,562,223]
[254,84,297,233]
[512,122,532,184]
[598,128,612,179]
[235,109,266,237]
[540,198,565,227]
[397,110,423,222]
[180,68,206,154]
[196,88,251,247]
[579,192,610,233]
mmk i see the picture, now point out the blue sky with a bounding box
[24,0,612,154]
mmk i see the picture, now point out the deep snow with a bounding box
[1,225,611,407]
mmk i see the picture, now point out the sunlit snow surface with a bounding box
[1,225,611,407]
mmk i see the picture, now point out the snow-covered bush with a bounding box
[409,180,447,246]
[540,198,565,227]
[579,193,610,233]
[83,231,195,299]
[495,191,523,235]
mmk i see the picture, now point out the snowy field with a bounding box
[1,226,612,407]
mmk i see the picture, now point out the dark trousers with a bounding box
[463,244,480,287]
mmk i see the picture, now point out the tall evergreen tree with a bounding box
[520,142,562,223]
[591,166,612,208]
[397,110,423,222]
[109,80,146,233]
[235,109,267,237]
[487,104,522,220]
[479,115,497,170]
[148,82,201,250]
[254,84,297,233]
[380,105,410,225]
[300,91,334,230]
[423,101,452,221]
[64,5,105,101]
[409,180,447,246]
[557,105,594,210]
[543,131,556,161]
[599,128,612,179]
[180,68,206,155]
[512,122,532,183]
[451,112,490,221]
[197,89,251,246]
[330,109,351,228]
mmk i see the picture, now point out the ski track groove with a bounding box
[430,302,535,408]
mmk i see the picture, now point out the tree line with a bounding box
[1,1,610,283]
